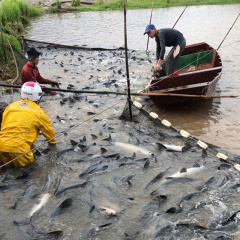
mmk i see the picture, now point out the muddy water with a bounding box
[0,4,240,240]
[25,4,240,155]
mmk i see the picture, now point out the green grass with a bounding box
[0,32,22,64]
[0,0,43,32]
[0,0,43,77]
[71,0,81,7]
[69,0,240,11]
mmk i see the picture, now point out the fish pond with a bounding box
[0,4,240,240]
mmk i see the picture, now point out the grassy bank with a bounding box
[69,0,240,11]
[0,0,42,81]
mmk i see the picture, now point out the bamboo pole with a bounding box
[123,0,132,120]
[217,13,240,50]
[146,0,154,51]
[4,38,19,89]
[172,6,187,29]
[0,83,238,99]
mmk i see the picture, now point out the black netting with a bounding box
[119,99,140,121]
[120,99,167,129]
[11,44,27,84]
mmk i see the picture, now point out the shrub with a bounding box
[56,0,61,9]
[72,0,81,7]
[28,6,43,17]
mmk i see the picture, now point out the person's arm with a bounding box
[37,70,60,88]
[155,36,161,61]
[154,35,163,71]
[159,32,166,61]
[39,110,56,144]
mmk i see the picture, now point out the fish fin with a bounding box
[136,138,141,145]
[182,143,191,152]
[127,180,132,187]
[180,168,187,173]
[51,206,61,218]
[100,147,107,154]
[155,142,165,149]
[166,207,178,213]
[192,162,200,168]
[70,140,78,146]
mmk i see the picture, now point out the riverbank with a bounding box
[0,0,43,81]
[23,0,240,11]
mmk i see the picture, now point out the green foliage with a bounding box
[3,33,22,52]
[0,0,21,26]
[72,0,81,7]
[28,6,43,17]
[50,6,58,13]
[0,0,43,27]
[0,0,42,68]
[50,0,62,12]
[0,32,22,64]
[56,0,61,9]
[2,22,25,37]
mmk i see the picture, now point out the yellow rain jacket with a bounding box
[0,100,56,167]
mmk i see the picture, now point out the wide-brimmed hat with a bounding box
[143,24,155,35]
[27,47,41,60]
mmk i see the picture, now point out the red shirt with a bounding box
[21,62,51,85]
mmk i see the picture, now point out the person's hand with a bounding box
[153,64,162,72]
[50,80,60,88]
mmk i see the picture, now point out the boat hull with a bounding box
[148,42,222,106]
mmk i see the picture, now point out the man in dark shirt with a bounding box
[144,24,186,76]
[21,47,60,95]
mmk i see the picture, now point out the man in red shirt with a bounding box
[21,47,60,95]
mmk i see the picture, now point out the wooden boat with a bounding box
[148,42,222,106]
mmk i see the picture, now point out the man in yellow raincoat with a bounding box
[0,81,56,167]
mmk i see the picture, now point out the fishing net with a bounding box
[119,98,171,134]
[119,98,160,125]
[11,44,27,84]
[119,99,140,121]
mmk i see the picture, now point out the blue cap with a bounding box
[144,24,155,35]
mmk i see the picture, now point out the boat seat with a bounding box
[156,82,210,93]
[177,66,222,77]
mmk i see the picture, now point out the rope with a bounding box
[146,0,154,51]
[0,101,121,168]
[24,38,121,51]
[130,99,238,170]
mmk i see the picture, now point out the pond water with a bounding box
[25,4,240,155]
[1,4,240,240]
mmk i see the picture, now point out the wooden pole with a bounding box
[172,6,187,29]
[0,83,238,99]
[146,0,154,51]
[217,13,240,50]
[123,0,132,120]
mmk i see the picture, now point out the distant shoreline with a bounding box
[23,0,240,12]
